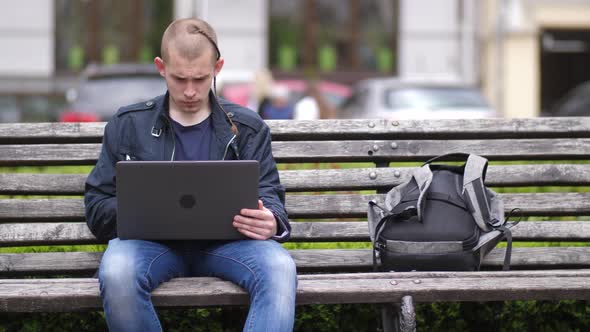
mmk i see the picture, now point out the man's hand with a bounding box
[233,200,278,240]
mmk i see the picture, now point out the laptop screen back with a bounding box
[116,160,259,240]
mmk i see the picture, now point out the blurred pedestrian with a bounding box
[293,80,337,120]
[251,68,275,116]
[260,85,294,119]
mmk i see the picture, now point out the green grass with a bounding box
[277,162,375,170]
[493,186,590,193]
[0,166,93,174]
[0,245,106,254]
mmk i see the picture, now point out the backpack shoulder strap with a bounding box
[463,154,492,231]
[411,164,433,221]
[464,154,489,183]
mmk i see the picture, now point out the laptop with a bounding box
[116,160,259,240]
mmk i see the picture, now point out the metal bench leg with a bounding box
[381,296,416,332]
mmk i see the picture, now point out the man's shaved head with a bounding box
[160,18,220,63]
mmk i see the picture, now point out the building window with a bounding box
[269,0,398,80]
[55,0,172,72]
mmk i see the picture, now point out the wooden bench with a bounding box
[1,118,589,331]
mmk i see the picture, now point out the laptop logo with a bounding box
[179,194,196,209]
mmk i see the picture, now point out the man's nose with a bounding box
[184,83,196,98]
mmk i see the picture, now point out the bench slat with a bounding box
[0,221,588,246]
[1,193,589,221]
[275,139,590,162]
[1,118,589,144]
[0,122,105,144]
[0,144,101,166]
[294,269,590,280]
[266,118,590,139]
[2,273,589,312]
[282,164,590,190]
[1,139,589,166]
[2,164,589,195]
[0,173,86,195]
[1,247,588,277]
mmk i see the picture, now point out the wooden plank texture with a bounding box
[1,247,588,276]
[1,271,589,312]
[294,269,590,280]
[290,221,590,242]
[280,164,590,190]
[265,118,590,140]
[0,173,87,195]
[1,118,589,144]
[1,139,590,165]
[1,193,589,221]
[1,221,588,246]
[0,122,105,144]
[271,139,590,162]
[2,164,589,195]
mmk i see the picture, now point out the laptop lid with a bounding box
[116,160,259,240]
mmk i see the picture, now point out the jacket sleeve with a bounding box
[84,119,120,241]
[243,122,290,242]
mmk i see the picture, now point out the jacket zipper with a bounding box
[170,135,176,161]
[222,135,237,160]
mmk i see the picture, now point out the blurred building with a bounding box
[482,0,590,118]
[1,0,590,120]
[0,0,461,91]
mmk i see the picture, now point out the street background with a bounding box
[1,0,590,122]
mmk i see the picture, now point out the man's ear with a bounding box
[214,57,225,77]
[154,57,166,78]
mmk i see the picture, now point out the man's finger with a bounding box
[234,221,272,239]
[237,227,267,240]
[233,217,269,230]
[240,208,271,220]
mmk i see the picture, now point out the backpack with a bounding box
[367,153,519,272]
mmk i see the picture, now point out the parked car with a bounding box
[339,78,496,120]
[60,63,167,122]
[0,96,20,122]
[546,81,590,117]
[219,79,352,111]
[0,95,64,123]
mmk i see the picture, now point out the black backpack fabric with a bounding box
[367,153,519,272]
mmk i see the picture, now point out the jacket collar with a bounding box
[208,90,237,160]
[150,90,236,159]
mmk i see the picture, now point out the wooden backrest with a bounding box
[0,118,589,275]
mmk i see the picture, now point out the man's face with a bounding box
[155,47,223,114]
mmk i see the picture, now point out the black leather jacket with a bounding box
[84,91,290,242]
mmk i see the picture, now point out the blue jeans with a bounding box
[98,238,297,332]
